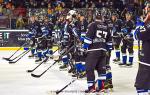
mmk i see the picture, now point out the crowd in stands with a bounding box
[0,0,148,29]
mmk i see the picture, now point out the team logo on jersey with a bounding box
[139,26,146,33]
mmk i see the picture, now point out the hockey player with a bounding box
[27,15,43,60]
[119,12,135,66]
[110,12,123,63]
[72,14,88,78]
[134,9,150,95]
[58,19,72,70]
[104,13,121,91]
[71,12,87,78]
[59,11,76,70]
[83,11,112,93]
[36,17,54,62]
[59,10,78,70]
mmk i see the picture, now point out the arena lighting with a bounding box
[0,30,29,32]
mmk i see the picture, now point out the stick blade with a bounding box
[56,91,60,94]
[9,61,16,64]
[3,57,10,61]
[8,59,13,61]
[31,73,41,78]
[26,70,33,73]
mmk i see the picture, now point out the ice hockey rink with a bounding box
[0,49,138,95]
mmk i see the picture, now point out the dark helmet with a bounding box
[111,12,119,18]
[95,10,103,20]
[125,11,133,16]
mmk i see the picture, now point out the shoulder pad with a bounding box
[146,23,150,28]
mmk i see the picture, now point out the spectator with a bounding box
[73,0,82,8]
[5,1,13,16]
[16,15,25,29]
[55,3,63,13]
[0,4,3,16]
[87,1,95,8]
[95,0,103,8]
[47,3,54,18]
[16,5,26,17]
[0,0,3,4]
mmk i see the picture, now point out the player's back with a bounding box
[87,20,111,51]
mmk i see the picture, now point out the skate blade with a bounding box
[78,77,87,80]
[118,65,126,68]
[113,61,121,64]
[59,68,68,71]
[71,77,86,80]
[85,93,97,95]
[57,62,62,65]
[87,91,106,95]
[35,61,43,64]
[125,65,133,68]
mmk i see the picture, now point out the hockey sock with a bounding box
[81,64,86,72]
[43,49,53,57]
[75,62,86,73]
[75,62,83,72]
[115,50,120,60]
[97,74,106,91]
[37,52,42,59]
[31,49,35,55]
[106,71,112,80]
[137,89,149,95]
[62,55,69,65]
[129,54,134,64]
[122,54,127,64]
[87,81,95,90]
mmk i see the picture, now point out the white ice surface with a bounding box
[0,50,138,95]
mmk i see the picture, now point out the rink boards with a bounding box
[0,45,139,50]
[0,29,140,50]
[0,46,59,51]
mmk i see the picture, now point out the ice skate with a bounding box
[59,64,68,71]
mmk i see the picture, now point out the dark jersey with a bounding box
[85,20,112,51]
[137,22,150,66]
[42,22,54,38]
[28,21,43,38]
[80,19,88,33]
[61,22,74,48]
[122,20,135,39]
[71,20,82,38]
[107,19,123,38]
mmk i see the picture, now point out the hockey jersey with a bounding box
[137,22,150,66]
[122,20,135,39]
[84,20,112,52]
[27,21,43,38]
[107,19,123,38]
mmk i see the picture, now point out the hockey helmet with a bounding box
[66,10,77,20]
[112,12,119,18]
[95,10,103,20]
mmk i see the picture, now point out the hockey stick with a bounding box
[8,50,29,62]
[3,43,27,61]
[9,49,31,64]
[56,57,81,94]
[56,80,76,94]
[68,58,76,74]
[56,67,80,94]
[27,48,59,73]
[31,45,75,78]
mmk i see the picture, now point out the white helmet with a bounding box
[66,10,77,19]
